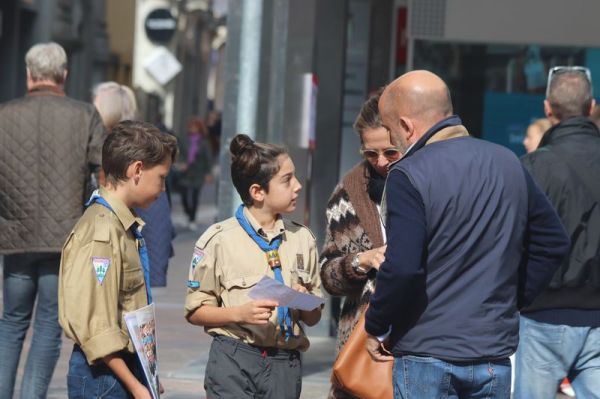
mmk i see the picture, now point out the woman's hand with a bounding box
[365,334,394,362]
[358,245,387,271]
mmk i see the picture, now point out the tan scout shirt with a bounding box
[59,188,148,364]
[185,207,322,351]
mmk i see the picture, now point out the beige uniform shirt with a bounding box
[59,188,148,364]
[185,207,322,351]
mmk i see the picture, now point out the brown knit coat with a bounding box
[319,161,385,399]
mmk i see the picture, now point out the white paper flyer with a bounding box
[124,303,160,399]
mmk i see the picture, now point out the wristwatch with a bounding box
[351,252,368,274]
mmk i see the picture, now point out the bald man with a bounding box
[363,71,570,398]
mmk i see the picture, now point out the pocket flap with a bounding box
[223,274,264,290]
[121,269,145,292]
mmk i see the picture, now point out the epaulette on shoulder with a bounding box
[197,218,237,248]
[285,219,316,240]
[92,212,110,242]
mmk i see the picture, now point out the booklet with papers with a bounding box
[248,276,324,311]
[124,303,160,399]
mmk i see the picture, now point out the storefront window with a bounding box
[412,40,595,155]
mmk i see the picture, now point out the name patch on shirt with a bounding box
[296,254,305,270]
[191,248,204,270]
[91,257,111,285]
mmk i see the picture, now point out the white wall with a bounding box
[444,0,600,47]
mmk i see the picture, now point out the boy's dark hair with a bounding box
[230,134,287,206]
[103,120,178,187]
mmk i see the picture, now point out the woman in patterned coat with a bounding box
[320,90,402,398]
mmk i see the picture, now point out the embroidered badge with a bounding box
[187,280,200,289]
[191,247,205,270]
[91,257,110,285]
[296,254,305,270]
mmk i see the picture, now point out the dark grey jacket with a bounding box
[521,117,600,323]
[0,86,106,254]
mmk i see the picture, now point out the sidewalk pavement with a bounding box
[0,179,336,398]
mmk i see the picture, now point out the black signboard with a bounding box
[145,8,176,44]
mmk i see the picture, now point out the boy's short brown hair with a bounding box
[102,120,178,187]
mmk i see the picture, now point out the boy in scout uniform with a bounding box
[185,134,322,399]
[59,121,177,399]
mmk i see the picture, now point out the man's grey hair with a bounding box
[547,71,593,120]
[25,42,68,84]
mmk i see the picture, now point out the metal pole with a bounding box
[217,0,263,219]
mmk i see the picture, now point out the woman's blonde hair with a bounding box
[528,118,552,135]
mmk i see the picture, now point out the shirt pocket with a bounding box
[120,267,145,311]
[121,268,145,292]
[222,274,264,307]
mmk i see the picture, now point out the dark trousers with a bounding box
[180,186,201,222]
[205,335,302,399]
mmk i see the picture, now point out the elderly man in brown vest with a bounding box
[0,42,106,398]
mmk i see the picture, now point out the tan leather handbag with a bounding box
[330,307,393,399]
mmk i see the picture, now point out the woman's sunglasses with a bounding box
[359,147,402,161]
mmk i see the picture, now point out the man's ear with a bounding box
[588,99,597,116]
[399,116,415,140]
[26,68,34,90]
[248,183,265,203]
[543,99,553,119]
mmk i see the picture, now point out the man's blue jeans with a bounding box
[514,315,600,399]
[0,253,62,399]
[393,355,511,399]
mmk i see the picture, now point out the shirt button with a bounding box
[242,279,246,286]
[215,225,221,230]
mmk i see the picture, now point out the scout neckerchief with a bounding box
[235,204,294,340]
[85,190,153,304]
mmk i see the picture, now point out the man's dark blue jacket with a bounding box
[365,116,570,361]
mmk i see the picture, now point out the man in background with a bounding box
[516,66,600,398]
[0,42,106,398]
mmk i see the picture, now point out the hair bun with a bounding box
[230,133,255,158]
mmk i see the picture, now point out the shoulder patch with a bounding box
[191,247,205,270]
[93,213,110,242]
[91,257,110,284]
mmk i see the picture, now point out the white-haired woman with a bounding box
[92,81,175,287]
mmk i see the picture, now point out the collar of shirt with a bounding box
[26,84,66,97]
[242,206,285,242]
[99,187,145,232]
[404,115,463,158]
